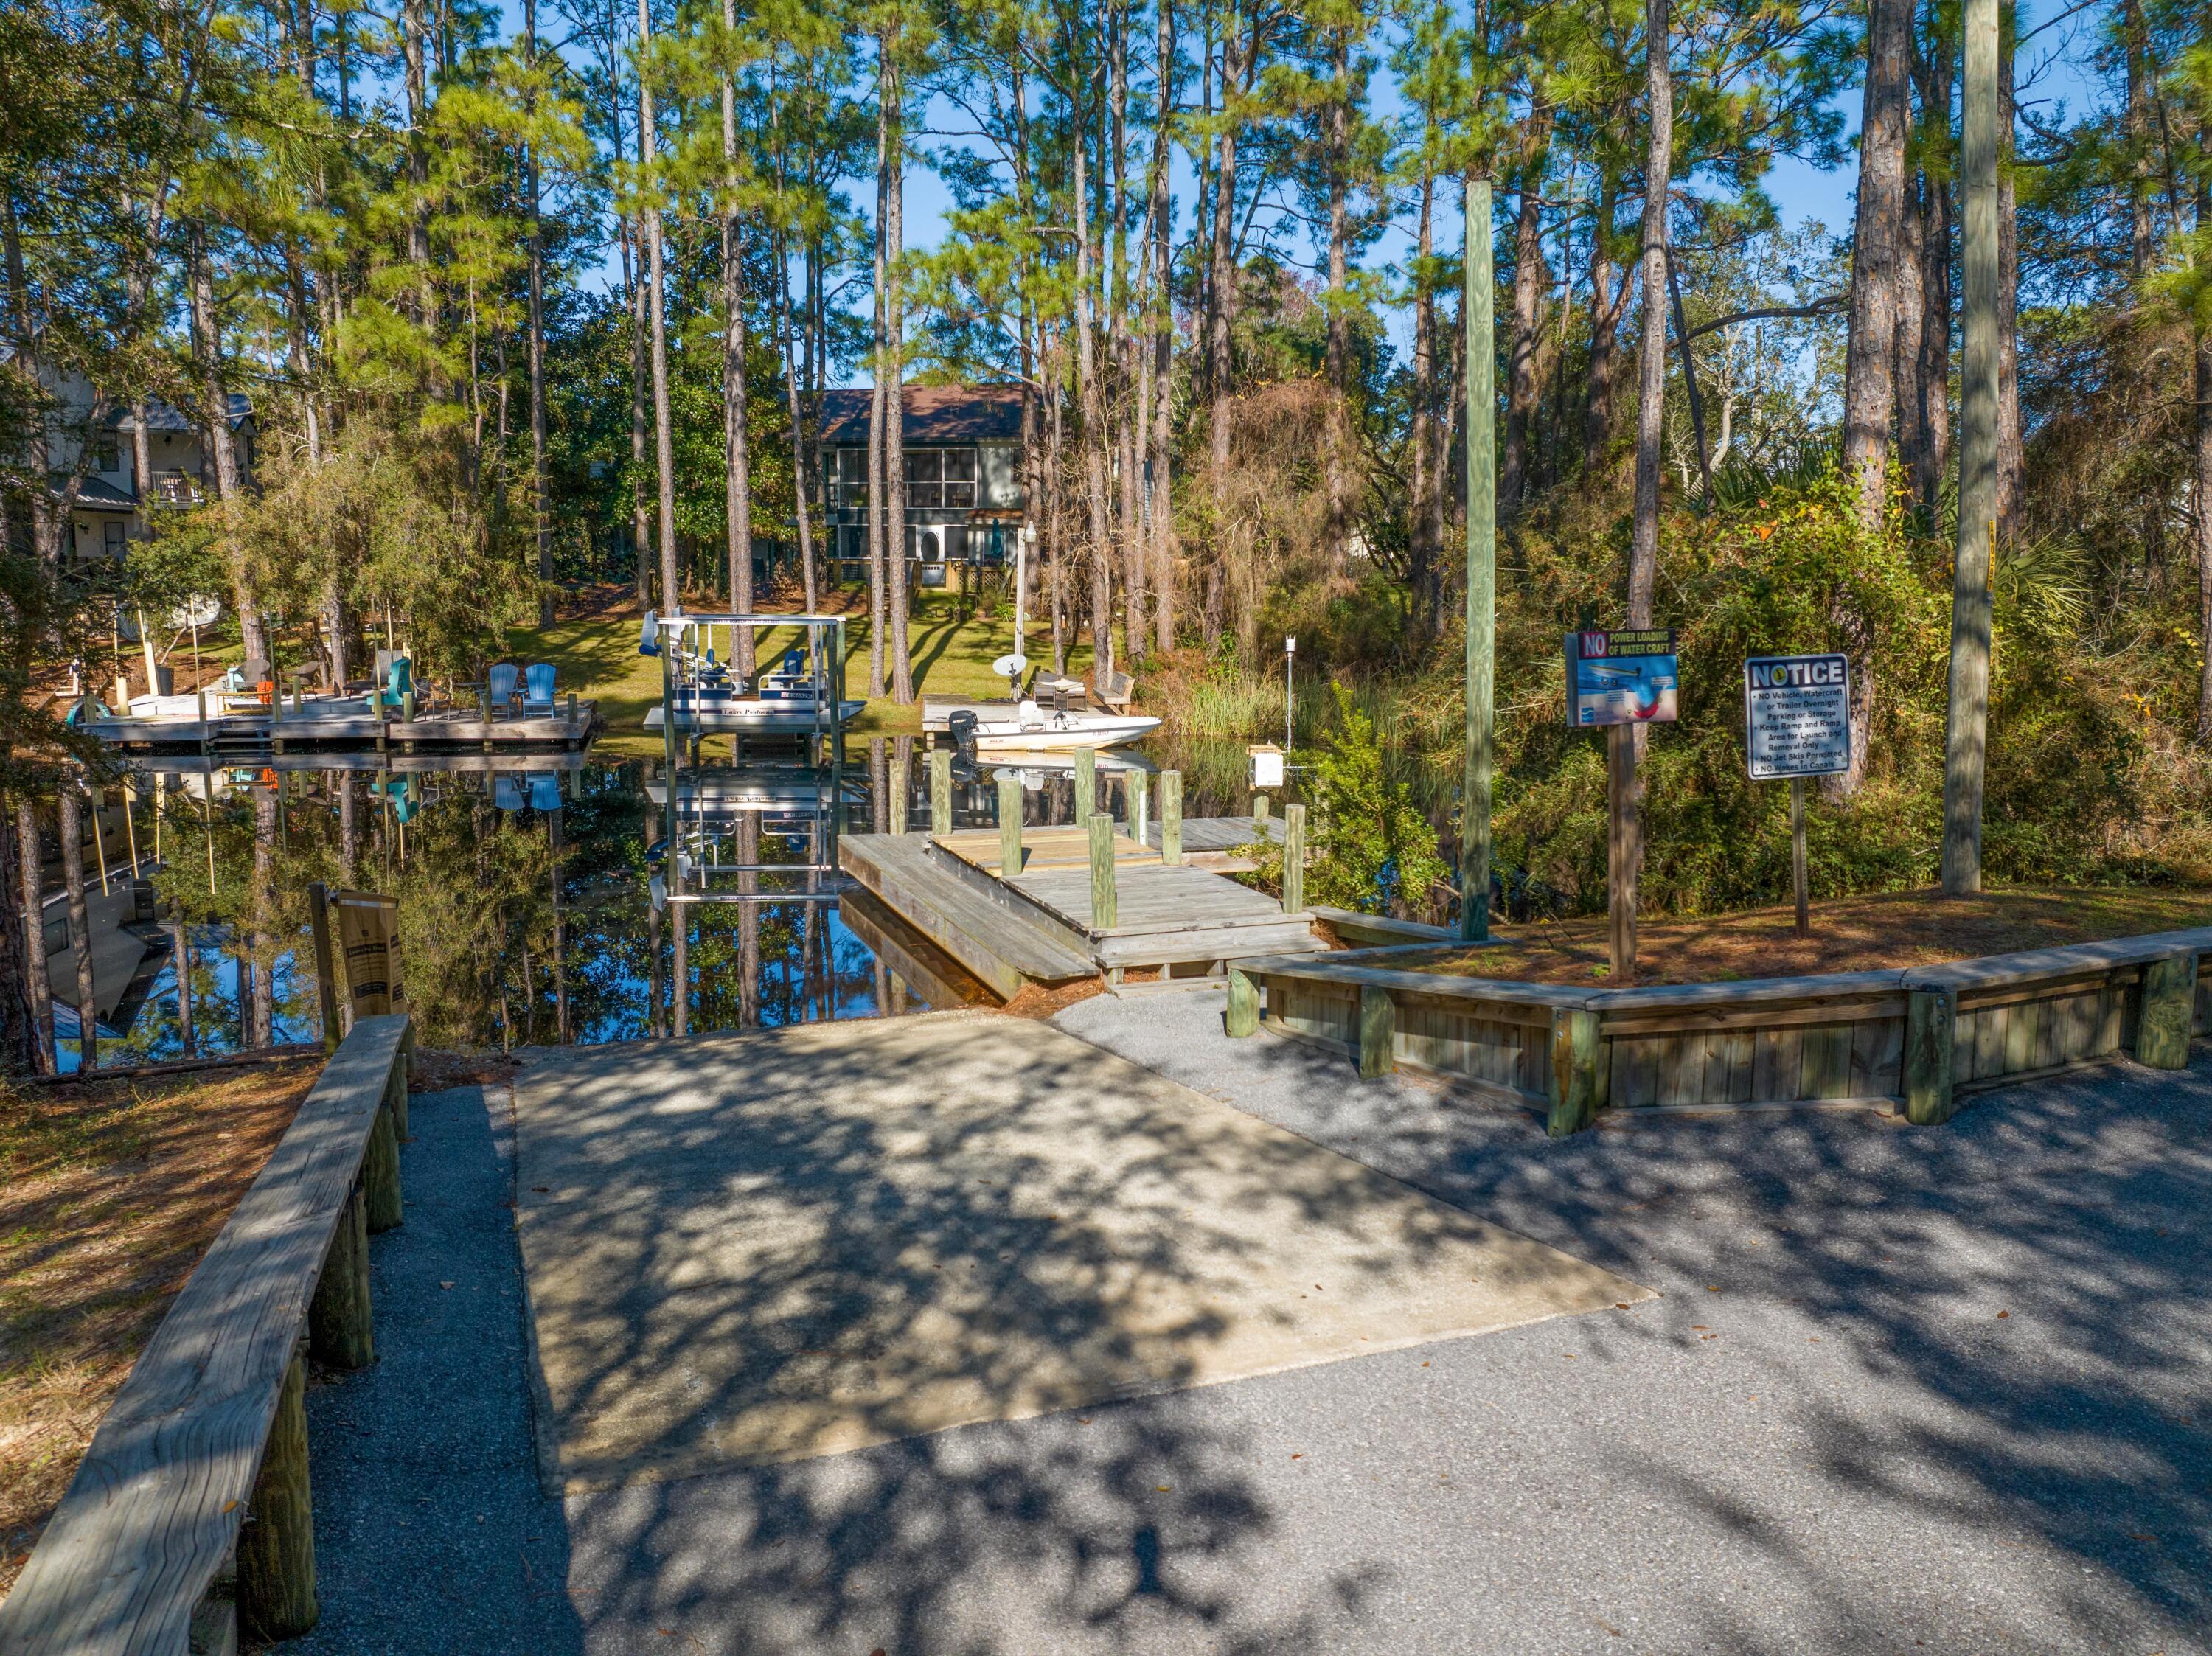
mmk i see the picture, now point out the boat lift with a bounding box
[644,613,853,912]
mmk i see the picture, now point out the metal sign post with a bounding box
[1743,653,1851,937]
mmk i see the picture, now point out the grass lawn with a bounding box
[0,1057,323,1599]
[505,584,1096,757]
[1408,886,2212,987]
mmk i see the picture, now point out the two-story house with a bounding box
[818,384,1025,585]
[6,360,253,557]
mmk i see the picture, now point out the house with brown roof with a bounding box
[818,385,1025,584]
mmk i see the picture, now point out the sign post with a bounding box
[1743,653,1852,937]
[1565,628,1678,980]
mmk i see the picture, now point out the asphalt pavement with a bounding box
[285,991,2212,1655]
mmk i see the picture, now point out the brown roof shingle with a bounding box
[818,384,1023,446]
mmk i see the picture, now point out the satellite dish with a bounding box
[165,594,221,630]
[992,653,1029,680]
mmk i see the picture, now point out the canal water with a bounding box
[56,736,1274,1071]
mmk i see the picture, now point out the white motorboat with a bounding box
[922,693,1158,751]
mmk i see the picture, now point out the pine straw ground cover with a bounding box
[1408,887,2212,987]
[0,1058,321,1601]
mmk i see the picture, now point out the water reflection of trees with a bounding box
[135,757,957,1056]
[148,762,655,1052]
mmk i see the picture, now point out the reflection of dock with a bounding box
[838,817,1324,997]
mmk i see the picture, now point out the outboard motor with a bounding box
[947,709,981,779]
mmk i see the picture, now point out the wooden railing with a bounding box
[0,1016,414,1652]
[1228,929,2212,1136]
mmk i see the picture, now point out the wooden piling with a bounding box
[1088,813,1118,929]
[1547,1006,1604,1137]
[1161,772,1182,866]
[236,1351,317,1642]
[364,1097,403,1233]
[1357,984,1396,1077]
[930,748,953,836]
[998,771,1023,875]
[307,883,342,1054]
[1282,804,1307,916]
[1226,967,1259,1037]
[307,1183,373,1370]
[1128,769,1149,846]
[1074,747,1096,828]
[1253,793,1270,832]
[2135,950,2197,1070]
[1903,987,1957,1126]
[891,749,910,835]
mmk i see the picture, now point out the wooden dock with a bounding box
[87,702,599,754]
[839,816,1324,997]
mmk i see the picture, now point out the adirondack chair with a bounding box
[493,773,526,811]
[528,773,563,811]
[523,662,557,714]
[487,662,520,717]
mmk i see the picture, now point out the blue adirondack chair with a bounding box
[524,662,557,714]
[528,773,563,811]
[493,773,526,811]
[487,662,519,717]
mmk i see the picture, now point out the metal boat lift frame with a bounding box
[652,612,850,911]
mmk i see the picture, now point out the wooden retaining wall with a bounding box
[1229,928,2212,1136]
[0,1015,415,1654]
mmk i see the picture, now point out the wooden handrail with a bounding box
[0,1015,412,1653]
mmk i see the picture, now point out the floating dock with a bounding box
[839,816,1324,998]
[86,702,599,755]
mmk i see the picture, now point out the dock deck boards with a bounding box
[844,820,1326,985]
[936,826,1161,877]
[838,833,1098,998]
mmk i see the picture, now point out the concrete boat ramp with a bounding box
[511,1012,1646,1492]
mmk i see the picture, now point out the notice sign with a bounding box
[1565,629,1680,727]
[1743,653,1851,779]
[333,890,405,1017]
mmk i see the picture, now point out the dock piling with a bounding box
[891,748,910,834]
[1088,813,1118,928]
[1129,770,1149,846]
[1161,772,1183,866]
[1282,804,1307,915]
[930,749,953,835]
[1074,747,1096,829]
[998,771,1023,875]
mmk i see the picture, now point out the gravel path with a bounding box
[288,996,2212,1655]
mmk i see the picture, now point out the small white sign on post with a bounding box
[1743,653,1852,780]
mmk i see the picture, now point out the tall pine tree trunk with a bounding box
[883,40,913,703]
[1629,12,1670,634]
[720,9,754,669]
[2197,186,2212,743]
[1112,6,1145,662]
[1324,29,1351,568]
[1843,0,1910,527]
[1150,0,1176,654]
[527,0,552,627]
[187,220,267,669]
[1075,136,1113,682]
[1913,12,1954,517]
[1410,161,1436,636]
[14,799,54,1075]
[639,0,680,613]
[1584,166,1624,471]
[1994,16,2022,541]
[1501,109,1552,515]
[1205,18,1242,650]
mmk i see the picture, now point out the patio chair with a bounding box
[493,773,526,811]
[524,662,557,714]
[487,662,520,717]
[529,773,563,812]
